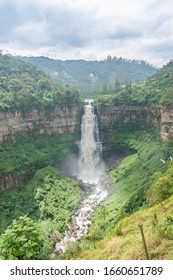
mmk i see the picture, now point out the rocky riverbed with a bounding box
[53,175,110,255]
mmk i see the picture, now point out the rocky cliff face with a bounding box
[98,105,173,142]
[160,107,173,141]
[1,105,172,143]
[97,105,160,132]
[0,106,80,142]
[0,174,24,192]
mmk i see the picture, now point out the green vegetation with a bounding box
[58,131,173,260]
[0,166,82,236]
[147,161,173,206]
[34,167,82,235]
[0,131,81,235]
[0,216,51,260]
[0,53,81,109]
[73,194,173,260]
[20,55,157,95]
[0,127,82,260]
[0,132,74,177]
[0,166,82,259]
[96,60,173,106]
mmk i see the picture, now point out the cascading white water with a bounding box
[78,99,104,183]
[53,99,108,255]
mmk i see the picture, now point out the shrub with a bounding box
[146,163,173,206]
[0,216,51,260]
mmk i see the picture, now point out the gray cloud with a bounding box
[0,0,173,66]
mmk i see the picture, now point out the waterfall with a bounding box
[53,99,108,255]
[78,99,104,183]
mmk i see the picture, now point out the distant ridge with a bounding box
[19,55,158,93]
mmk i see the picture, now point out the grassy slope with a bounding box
[89,131,168,234]
[76,194,173,260]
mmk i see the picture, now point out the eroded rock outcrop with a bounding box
[0,106,80,142]
[97,105,160,131]
[160,107,173,141]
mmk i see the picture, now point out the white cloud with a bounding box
[0,0,173,66]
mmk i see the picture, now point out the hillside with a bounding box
[0,53,81,109]
[72,193,173,260]
[96,59,173,107]
[19,55,157,94]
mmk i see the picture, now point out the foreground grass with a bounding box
[75,194,173,260]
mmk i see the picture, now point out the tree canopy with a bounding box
[96,60,173,107]
[20,55,157,95]
[0,53,81,110]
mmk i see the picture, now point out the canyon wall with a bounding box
[97,105,173,142]
[0,106,80,142]
[97,105,160,132]
[0,104,172,192]
[160,107,173,141]
[0,105,172,143]
[0,105,80,192]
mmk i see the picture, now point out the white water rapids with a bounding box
[54,100,107,254]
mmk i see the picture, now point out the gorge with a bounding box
[1,54,173,260]
[0,103,172,193]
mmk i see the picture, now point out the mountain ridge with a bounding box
[19,55,158,93]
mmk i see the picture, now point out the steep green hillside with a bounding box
[84,131,169,234]
[0,53,81,109]
[0,166,82,236]
[75,158,173,260]
[20,55,157,94]
[96,60,173,106]
[0,132,74,177]
[0,166,82,260]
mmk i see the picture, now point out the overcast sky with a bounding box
[0,0,172,66]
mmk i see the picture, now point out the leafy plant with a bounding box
[0,216,51,260]
[0,166,82,235]
[158,217,173,240]
[146,163,173,206]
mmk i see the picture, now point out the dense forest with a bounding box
[0,53,173,260]
[20,55,157,95]
[0,53,81,110]
[96,60,173,107]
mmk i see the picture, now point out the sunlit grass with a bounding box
[75,194,173,260]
